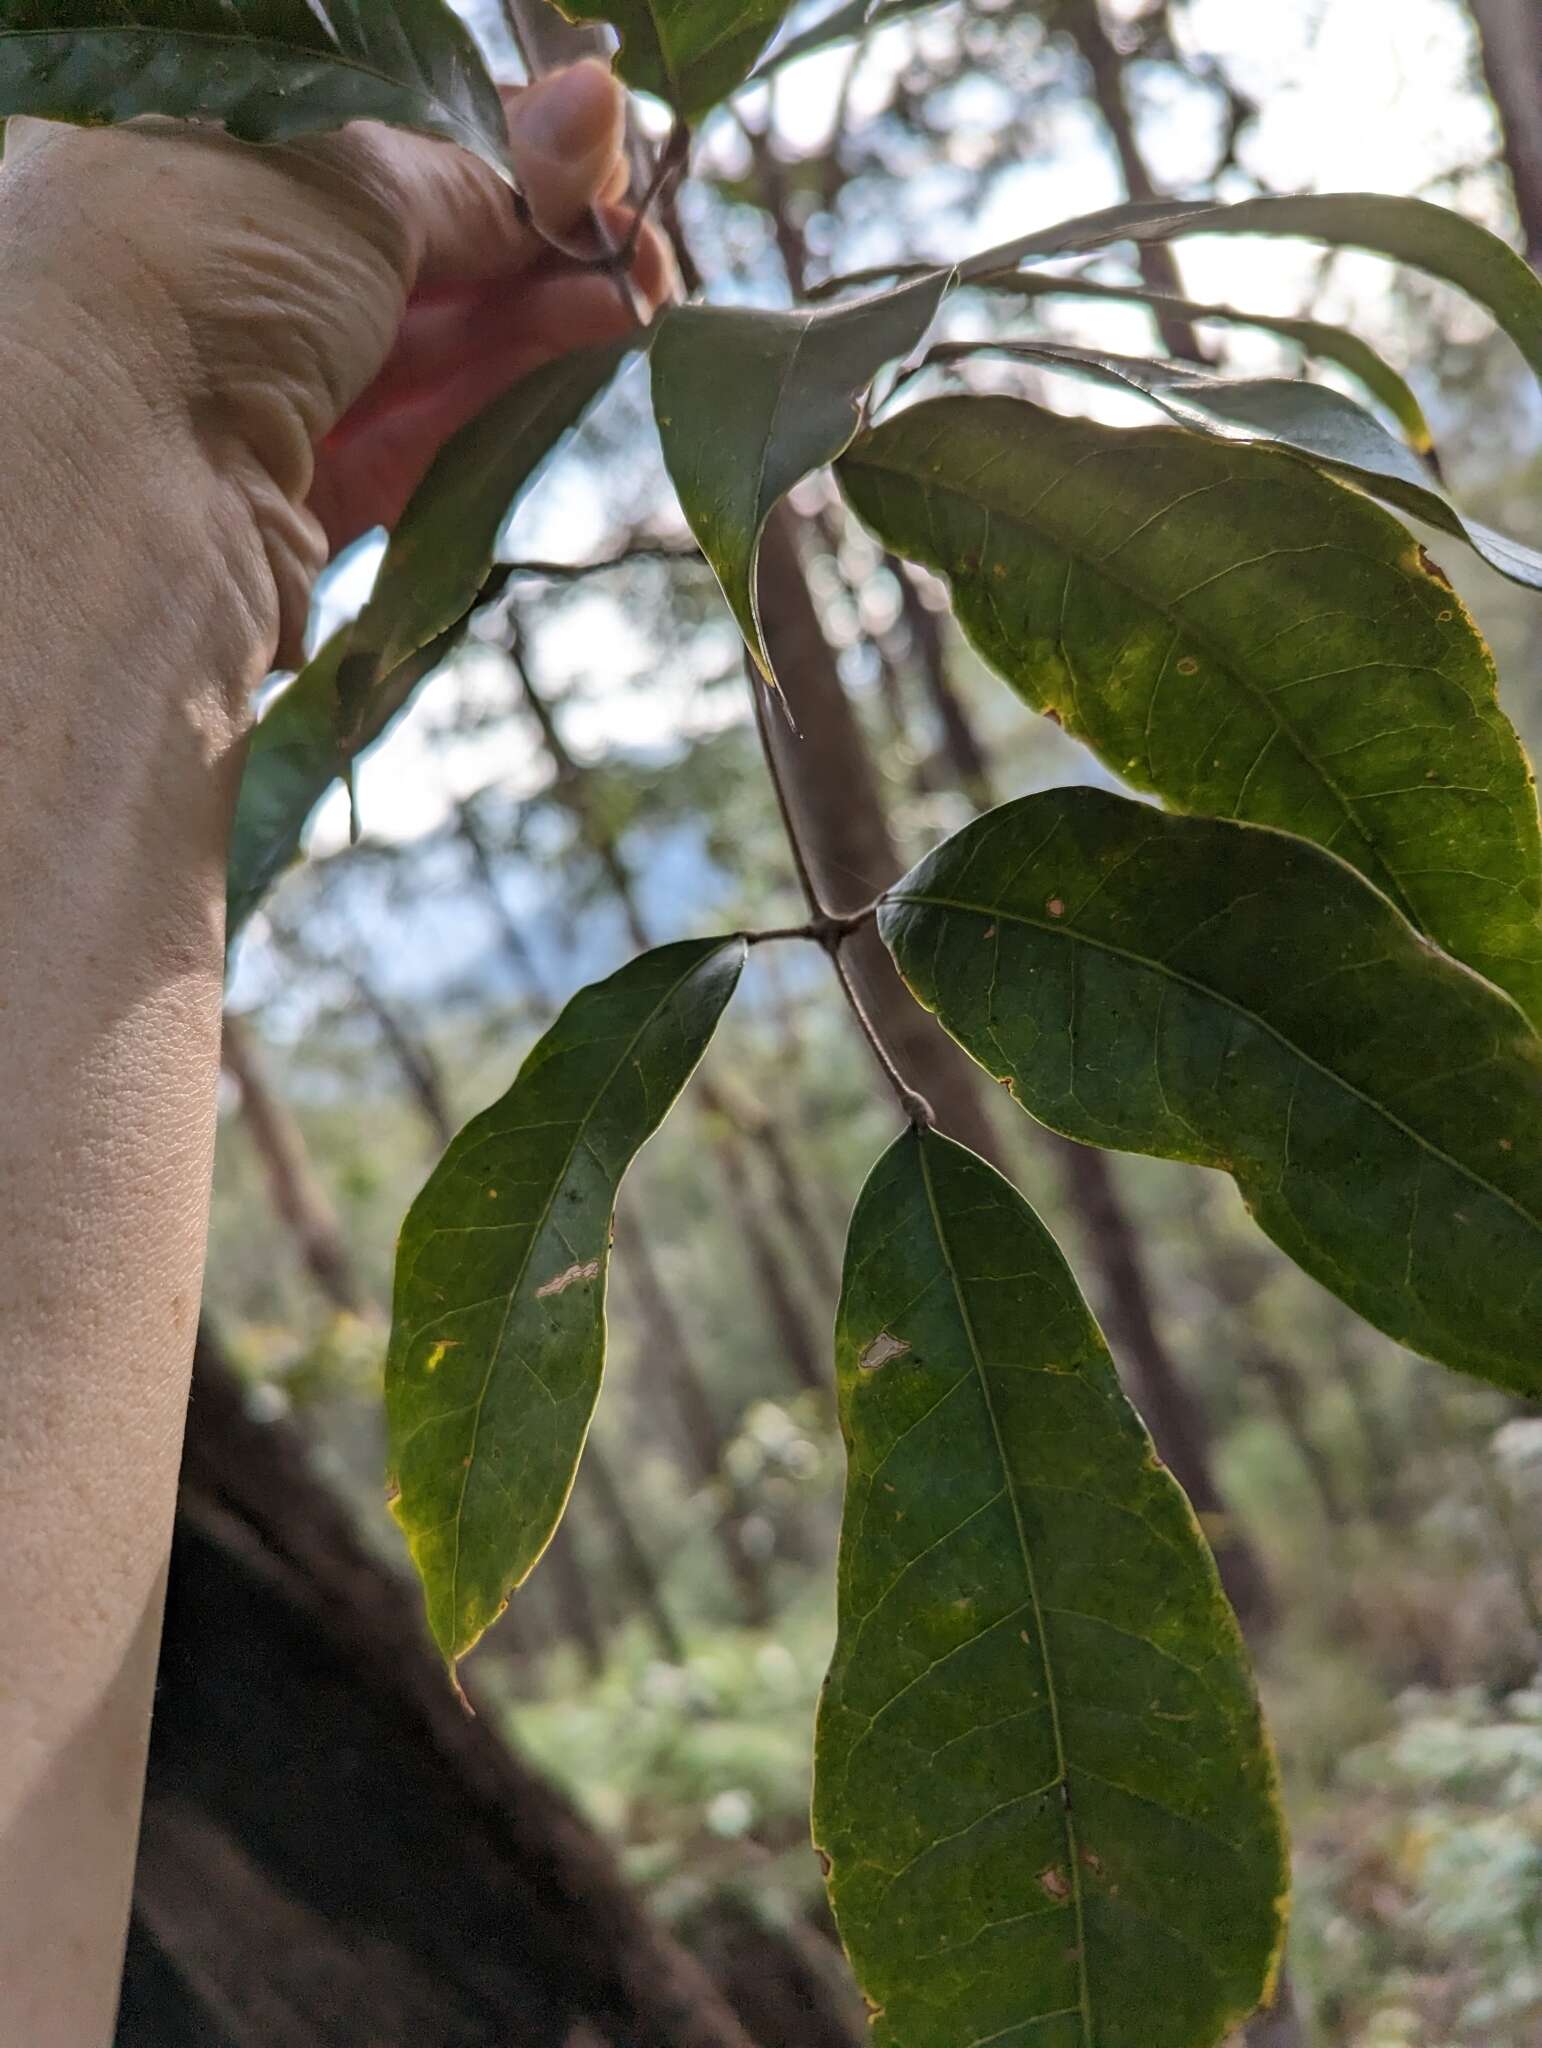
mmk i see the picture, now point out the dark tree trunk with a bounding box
[1471,0,1542,265]
[118,1332,759,2048]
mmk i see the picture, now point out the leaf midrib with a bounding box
[437,942,732,1647]
[849,438,1428,927]
[914,1133,1094,2046]
[892,889,1540,1238]
[0,23,489,150]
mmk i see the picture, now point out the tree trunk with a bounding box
[1470,0,1542,264]
[118,1331,759,2048]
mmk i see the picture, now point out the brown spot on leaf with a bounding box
[1039,1864,1071,1900]
[1081,1847,1104,1876]
[817,1849,832,1878]
[1043,707,1062,727]
[1046,897,1066,918]
[1416,544,1453,588]
[860,1330,911,1373]
[863,1998,886,2021]
[1176,655,1199,676]
[982,924,997,940]
[537,1259,600,1299]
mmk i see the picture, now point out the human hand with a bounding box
[0,61,669,659]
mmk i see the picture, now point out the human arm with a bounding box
[0,70,665,2043]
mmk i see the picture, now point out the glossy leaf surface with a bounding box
[970,192,1542,379]
[0,0,508,171]
[842,395,1542,1023]
[650,273,948,682]
[555,0,788,114]
[910,338,1542,592]
[981,272,1434,453]
[815,1127,1288,2048]
[227,341,627,936]
[386,937,745,1662]
[880,790,1542,1395]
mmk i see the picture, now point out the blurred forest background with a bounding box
[204,2,1541,2042]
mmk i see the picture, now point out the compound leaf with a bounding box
[650,272,948,685]
[386,936,745,1664]
[879,789,1542,1396]
[814,1127,1288,2048]
[841,395,1542,1024]
[0,0,508,171]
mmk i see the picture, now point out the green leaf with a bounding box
[970,192,1542,382]
[814,1127,1288,2048]
[748,0,950,82]
[840,394,1542,1023]
[979,272,1435,454]
[0,0,509,173]
[386,936,746,1663]
[227,340,628,937]
[879,789,1542,1397]
[906,338,1542,592]
[649,272,948,682]
[555,0,788,115]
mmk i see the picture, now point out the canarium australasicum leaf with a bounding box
[814,1127,1288,2048]
[841,395,1542,1026]
[386,937,745,1663]
[650,270,949,692]
[879,790,1542,1397]
[0,0,510,172]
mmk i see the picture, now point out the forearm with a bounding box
[0,289,276,2041]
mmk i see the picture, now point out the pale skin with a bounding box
[0,64,668,2044]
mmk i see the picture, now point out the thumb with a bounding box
[378,60,627,289]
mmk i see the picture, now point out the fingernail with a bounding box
[514,61,615,161]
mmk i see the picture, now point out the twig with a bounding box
[497,542,705,581]
[747,652,933,1128]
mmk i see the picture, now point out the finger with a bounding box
[503,61,626,241]
[363,61,624,292]
[311,266,653,550]
[343,213,672,423]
